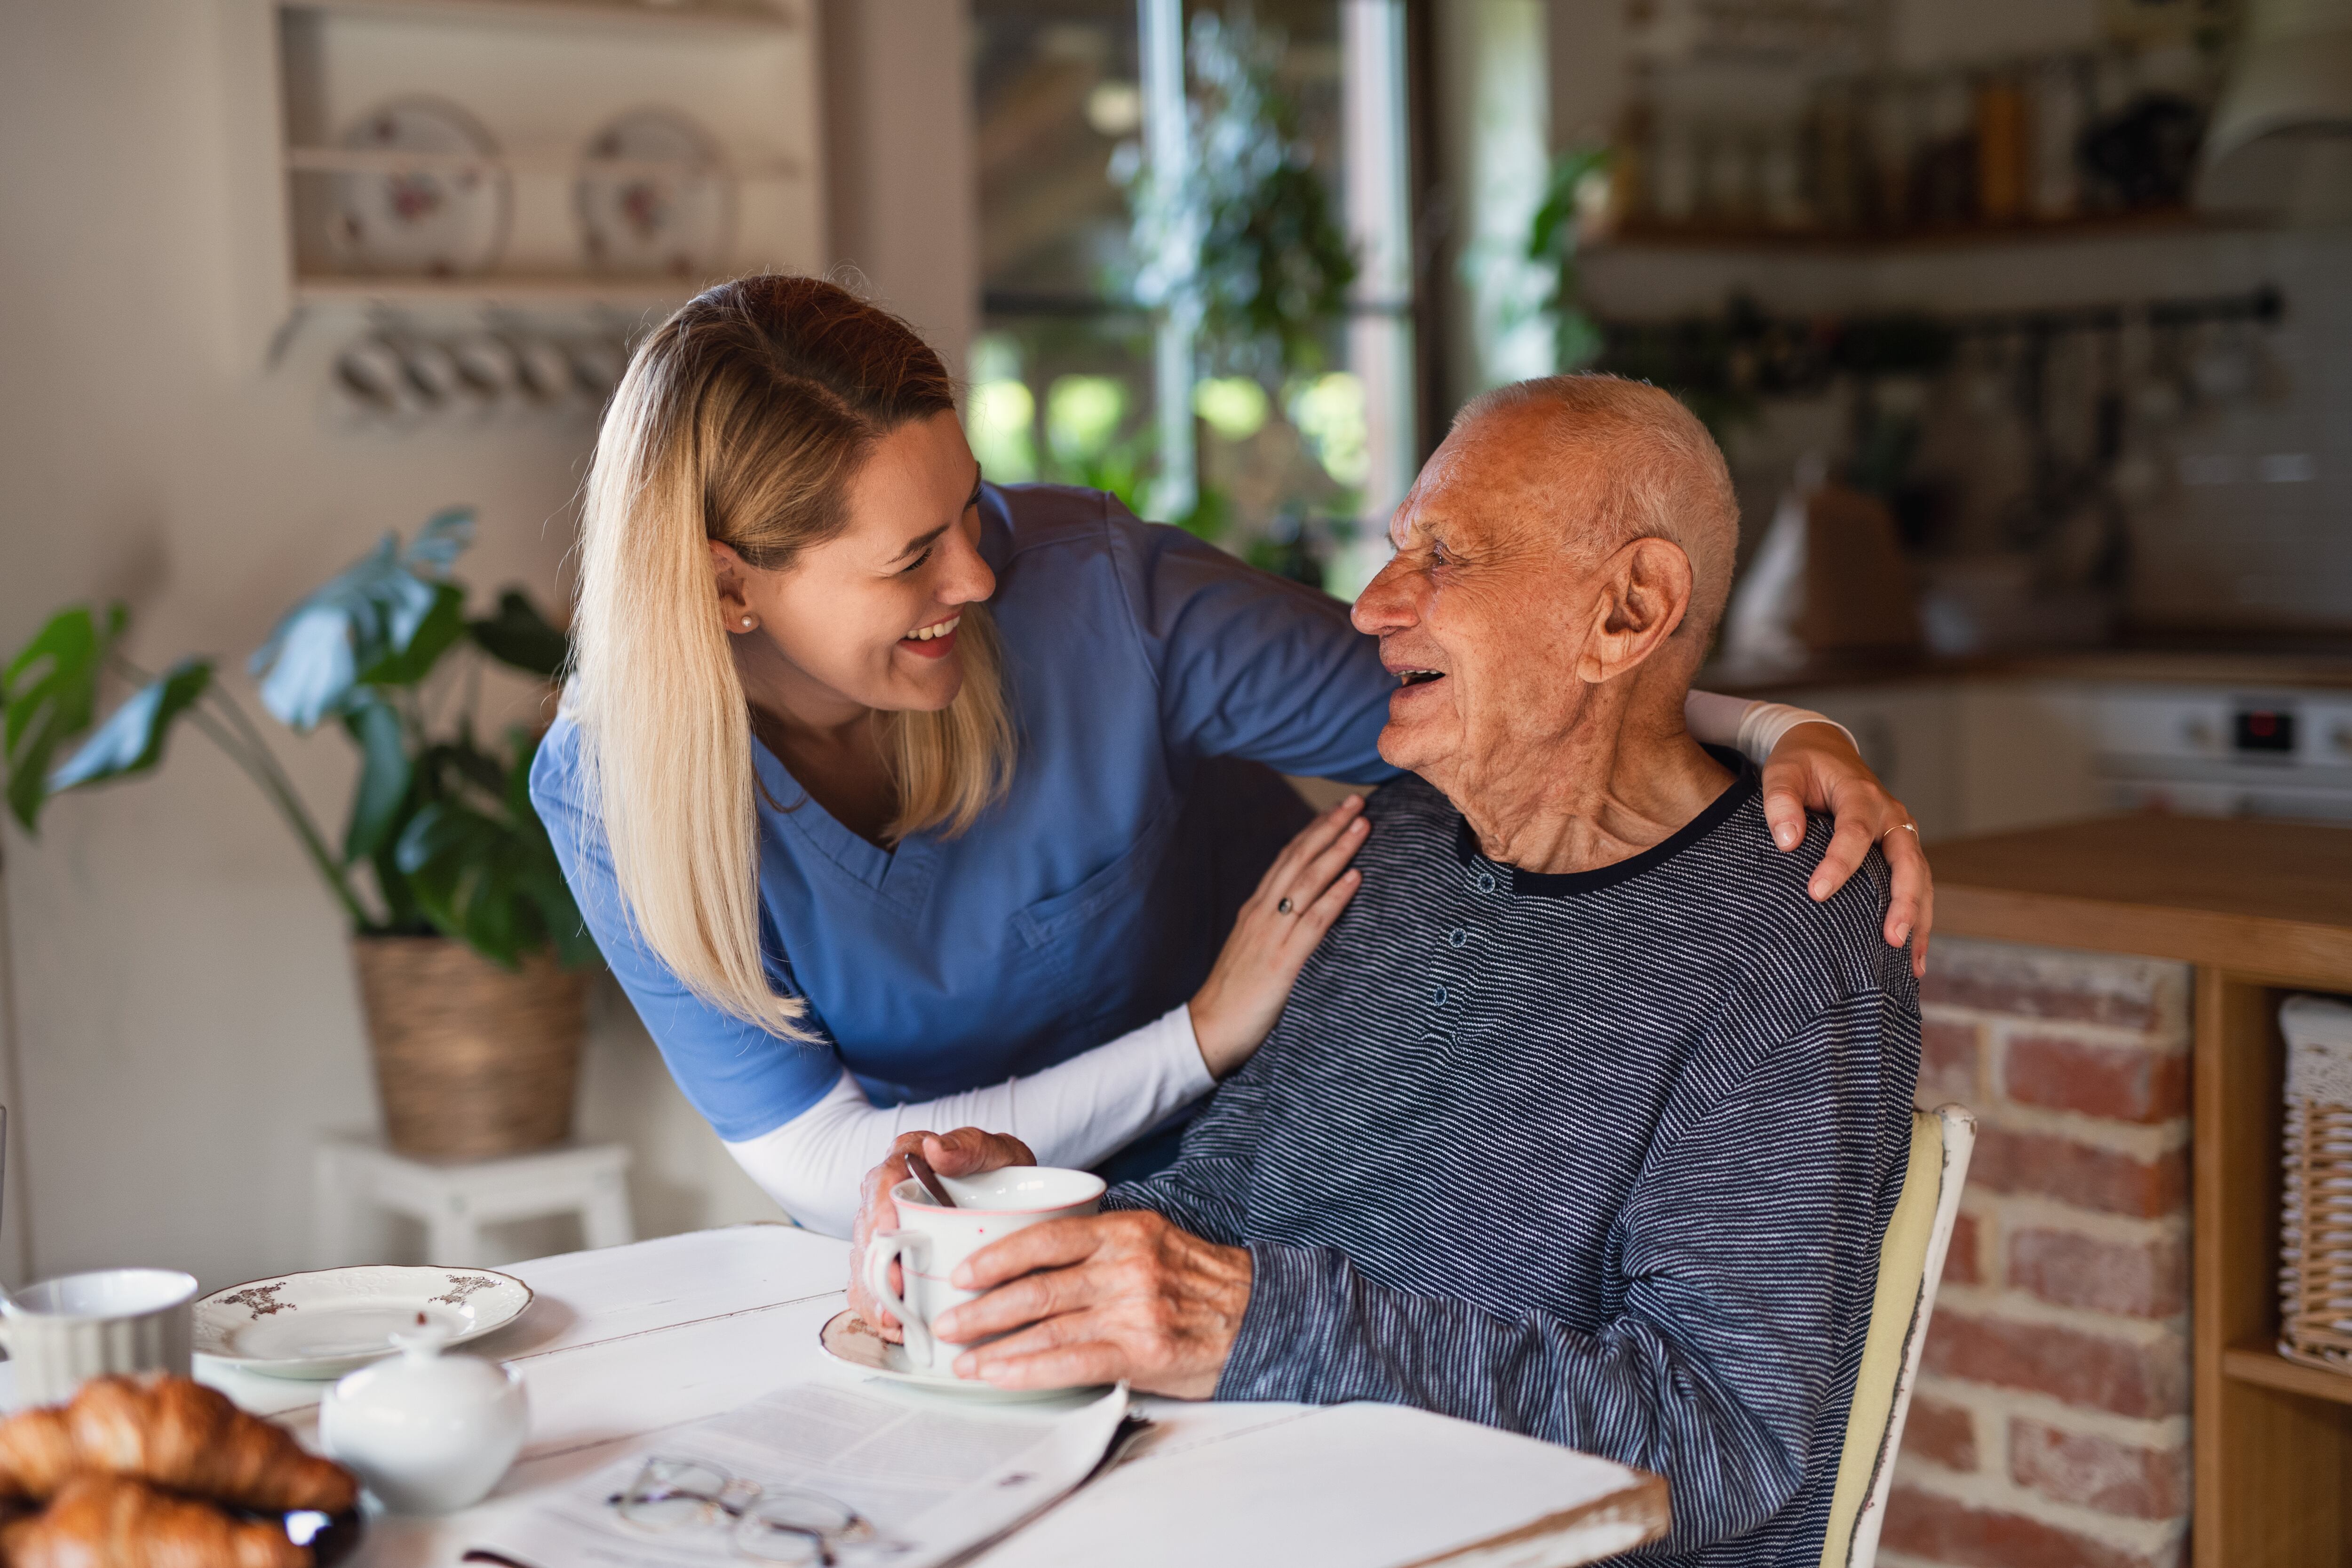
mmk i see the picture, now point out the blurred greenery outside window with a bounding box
[968,0,1414,600]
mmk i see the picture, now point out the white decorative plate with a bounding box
[817,1309,1100,1404]
[194,1266,532,1381]
[575,107,734,278]
[327,97,511,277]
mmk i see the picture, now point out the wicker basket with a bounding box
[351,936,588,1162]
[2280,994,2352,1373]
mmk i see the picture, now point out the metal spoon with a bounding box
[906,1150,957,1209]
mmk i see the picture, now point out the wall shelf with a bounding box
[224,0,825,359]
[293,273,704,307]
[285,146,805,181]
[282,0,796,37]
[1586,208,2242,258]
[2225,1342,2352,1409]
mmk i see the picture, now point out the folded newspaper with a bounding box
[467,1379,1132,1568]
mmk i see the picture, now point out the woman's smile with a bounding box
[900,613,961,660]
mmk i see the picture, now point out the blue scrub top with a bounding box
[531,483,1400,1143]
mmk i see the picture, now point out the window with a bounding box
[968,0,1418,598]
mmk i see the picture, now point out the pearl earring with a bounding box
[740,615,755,629]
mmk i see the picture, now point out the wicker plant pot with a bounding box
[351,936,588,1162]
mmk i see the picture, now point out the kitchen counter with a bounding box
[1701,646,2352,697]
[1928,811,2352,1568]
[1695,652,2352,850]
[1932,813,2352,981]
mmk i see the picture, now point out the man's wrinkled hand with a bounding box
[847,1127,1035,1342]
[930,1210,1251,1399]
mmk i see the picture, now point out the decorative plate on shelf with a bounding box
[326,97,511,278]
[193,1266,532,1380]
[575,107,735,278]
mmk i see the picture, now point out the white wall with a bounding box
[0,0,978,1290]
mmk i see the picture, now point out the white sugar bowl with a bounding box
[320,1318,527,1513]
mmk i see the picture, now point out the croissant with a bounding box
[0,1378,355,1515]
[0,1410,75,1508]
[1,1473,307,1568]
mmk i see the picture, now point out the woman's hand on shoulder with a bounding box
[1187,796,1368,1078]
[849,1127,1036,1341]
[1758,720,1933,978]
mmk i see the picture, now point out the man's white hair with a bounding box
[1454,374,1739,644]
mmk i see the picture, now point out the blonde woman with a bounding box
[532,276,1933,1240]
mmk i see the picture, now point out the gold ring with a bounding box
[1881,822,1919,840]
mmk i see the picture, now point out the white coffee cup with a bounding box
[333,336,424,421]
[862,1167,1105,1374]
[0,1268,199,1409]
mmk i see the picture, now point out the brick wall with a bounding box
[1883,937,2194,1568]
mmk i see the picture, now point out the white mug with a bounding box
[333,336,424,421]
[0,1268,198,1409]
[863,1167,1105,1373]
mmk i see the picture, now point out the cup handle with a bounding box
[863,1230,933,1368]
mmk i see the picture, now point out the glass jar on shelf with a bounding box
[1762,120,1811,231]
[1650,108,1700,227]
[1976,64,2028,224]
[1806,77,1865,234]
[2030,54,2089,221]
[1865,76,1918,231]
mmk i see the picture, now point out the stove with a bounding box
[2094,688,2352,824]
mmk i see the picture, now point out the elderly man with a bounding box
[857,375,1921,1566]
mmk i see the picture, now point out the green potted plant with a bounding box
[1119,9,1358,382]
[1117,8,1359,583]
[1,509,598,1162]
[1524,144,1614,374]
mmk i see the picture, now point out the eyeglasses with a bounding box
[607,1456,889,1565]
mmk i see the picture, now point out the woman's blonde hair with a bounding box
[569,276,1015,1036]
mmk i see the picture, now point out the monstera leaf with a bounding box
[251,508,477,729]
[500,724,596,969]
[45,658,216,794]
[8,507,597,972]
[468,589,569,678]
[394,725,593,968]
[339,692,413,865]
[2,603,126,830]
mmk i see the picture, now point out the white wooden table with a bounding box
[190,1227,1666,1568]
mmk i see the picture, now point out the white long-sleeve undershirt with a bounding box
[725,1005,1211,1237]
[722,692,1856,1236]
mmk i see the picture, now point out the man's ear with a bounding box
[1574,537,1693,684]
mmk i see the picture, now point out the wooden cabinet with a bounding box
[2195,972,2352,1566]
[1748,678,2108,842]
[1936,816,2352,1566]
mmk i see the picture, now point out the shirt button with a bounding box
[1447,927,1470,948]
[1474,872,1496,893]
[1429,983,1448,1007]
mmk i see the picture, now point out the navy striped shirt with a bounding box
[1110,751,1920,1565]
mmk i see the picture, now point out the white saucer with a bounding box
[194,1266,532,1380]
[817,1309,1100,1404]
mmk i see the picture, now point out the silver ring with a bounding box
[1881,822,1919,840]
[1276,897,1295,915]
